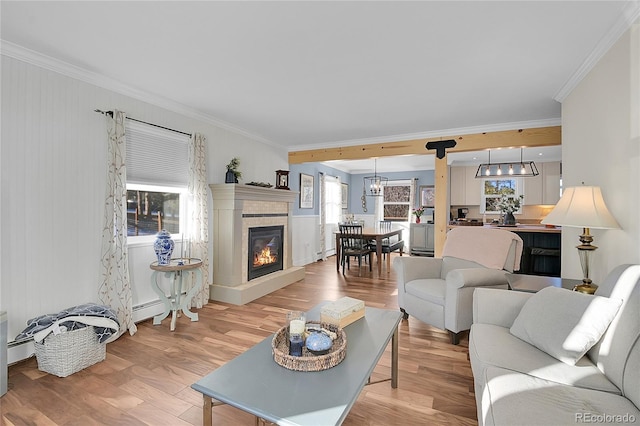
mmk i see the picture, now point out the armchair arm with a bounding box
[472,288,533,328]
[393,256,442,285]
[444,268,509,334]
[446,268,508,289]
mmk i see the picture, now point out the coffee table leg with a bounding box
[203,395,212,426]
[391,326,398,388]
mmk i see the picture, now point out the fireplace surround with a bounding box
[209,184,305,304]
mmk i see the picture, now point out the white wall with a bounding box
[561,19,640,282]
[0,54,288,362]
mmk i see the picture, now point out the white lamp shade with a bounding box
[541,186,620,229]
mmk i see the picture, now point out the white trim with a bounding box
[554,1,640,102]
[0,40,278,148]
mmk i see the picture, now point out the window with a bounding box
[127,184,186,237]
[125,121,190,239]
[324,176,342,225]
[480,178,523,214]
[383,180,411,221]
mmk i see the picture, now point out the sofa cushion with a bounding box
[405,279,446,306]
[510,287,622,365]
[479,366,640,426]
[469,323,620,395]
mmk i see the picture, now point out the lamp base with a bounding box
[573,282,598,295]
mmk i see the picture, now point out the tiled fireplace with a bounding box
[209,184,305,304]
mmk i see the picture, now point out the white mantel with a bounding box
[209,184,305,304]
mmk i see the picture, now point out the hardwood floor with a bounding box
[2,254,477,425]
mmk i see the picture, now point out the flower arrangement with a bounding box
[412,208,424,218]
[497,194,524,214]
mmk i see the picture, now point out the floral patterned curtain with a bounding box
[187,133,209,307]
[99,110,137,337]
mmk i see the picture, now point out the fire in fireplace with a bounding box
[248,225,284,280]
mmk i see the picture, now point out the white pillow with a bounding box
[510,286,622,365]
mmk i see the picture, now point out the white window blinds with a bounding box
[125,120,190,187]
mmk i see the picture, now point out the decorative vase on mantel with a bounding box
[416,217,421,224]
[225,170,238,183]
[503,212,516,226]
[154,229,174,265]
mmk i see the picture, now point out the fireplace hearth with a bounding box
[248,226,284,280]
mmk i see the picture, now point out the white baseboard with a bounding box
[132,299,165,323]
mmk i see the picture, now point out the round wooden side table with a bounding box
[150,258,202,331]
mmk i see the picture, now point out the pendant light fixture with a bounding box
[475,148,539,178]
[363,158,388,196]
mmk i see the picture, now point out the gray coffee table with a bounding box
[192,303,402,425]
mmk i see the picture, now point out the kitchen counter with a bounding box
[447,223,561,234]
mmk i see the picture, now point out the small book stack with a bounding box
[320,297,365,328]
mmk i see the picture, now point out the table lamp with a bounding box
[541,186,620,294]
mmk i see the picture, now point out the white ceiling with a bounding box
[2,1,638,172]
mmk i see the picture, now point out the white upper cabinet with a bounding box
[542,162,561,205]
[523,162,561,205]
[450,166,481,206]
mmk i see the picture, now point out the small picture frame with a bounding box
[420,185,435,208]
[341,183,349,209]
[299,173,314,209]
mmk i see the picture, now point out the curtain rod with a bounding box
[94,109,192,136]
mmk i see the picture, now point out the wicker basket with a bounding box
[34,326,106,377]
[272,322,346,372]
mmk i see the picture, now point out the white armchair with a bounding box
[393,227,523,344]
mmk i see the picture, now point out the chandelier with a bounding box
[475,148,539,178]
[363,159,388,196]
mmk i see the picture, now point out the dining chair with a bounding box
[368,221,405,270]
[338,224,373,276]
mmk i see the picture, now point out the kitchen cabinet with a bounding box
[450,166,481,206]
[410,223,434,256]
[523,162,561,205]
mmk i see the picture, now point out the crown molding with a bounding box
[287,118,561,153]
[0,40,278,149]
[554,0,640,102]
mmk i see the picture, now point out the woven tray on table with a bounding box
[272,322,347,372]
[34,326,106,377]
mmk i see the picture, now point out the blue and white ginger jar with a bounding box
[154,229,174,265]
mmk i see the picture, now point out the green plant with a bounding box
[497,194,523,214]
[412,208,424,218]
[226,157,242,179]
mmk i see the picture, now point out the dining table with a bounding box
[335,226,403,275]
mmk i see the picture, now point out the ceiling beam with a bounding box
[288,126,561,163]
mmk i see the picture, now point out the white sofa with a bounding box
[469,264,640,426]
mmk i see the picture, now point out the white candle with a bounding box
[289,319,305,335]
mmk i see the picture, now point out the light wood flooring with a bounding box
[2,254,477,425]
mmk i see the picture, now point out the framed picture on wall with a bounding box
[420,185,435,208]
[341,183,349,209]
[300,173,314,209]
